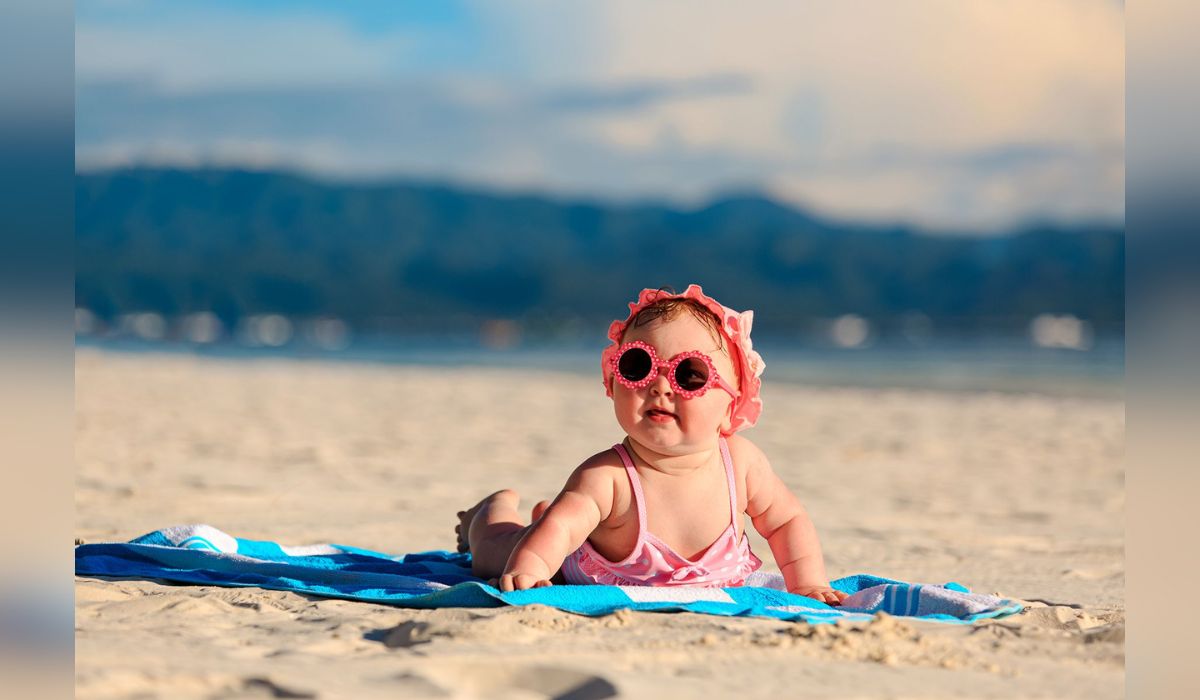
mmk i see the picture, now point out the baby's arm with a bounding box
[497,455,617,591]
[739,437,848,605]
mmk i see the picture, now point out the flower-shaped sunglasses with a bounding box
[610,341,738,399]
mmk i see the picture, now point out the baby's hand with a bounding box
[792,585,849,606]
[491,573,553,592]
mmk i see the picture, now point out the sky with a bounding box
[75,0,1125,232]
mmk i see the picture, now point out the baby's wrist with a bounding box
[503,558,552,580]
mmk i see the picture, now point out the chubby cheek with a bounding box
[716,394,735,432]
[609,385,729,437]
[610,389,643,429]
[685,395,733,433]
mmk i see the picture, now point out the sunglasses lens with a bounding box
[617,347,653,382]
[674,357,710,391]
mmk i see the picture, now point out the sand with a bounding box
[75,349,1125,699]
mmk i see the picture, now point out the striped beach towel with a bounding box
[74,524,1023,624]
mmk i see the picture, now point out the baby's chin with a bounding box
[627,428,720,456]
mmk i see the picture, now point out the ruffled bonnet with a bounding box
[600,285,764,434]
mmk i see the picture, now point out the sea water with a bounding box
[76,332,1123,400]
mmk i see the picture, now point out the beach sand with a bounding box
[75,349,1124,699]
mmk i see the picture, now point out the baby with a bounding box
[455,285,847,605]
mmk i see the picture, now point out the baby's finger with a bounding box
[519,575,551,590]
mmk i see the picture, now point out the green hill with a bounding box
[75,168,1124,336]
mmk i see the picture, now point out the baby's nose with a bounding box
[649,371,673,395]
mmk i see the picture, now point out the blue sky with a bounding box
[76,0,1125,231]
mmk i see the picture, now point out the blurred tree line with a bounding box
[75,168,1124,337]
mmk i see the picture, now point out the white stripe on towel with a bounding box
[620,586,735,604]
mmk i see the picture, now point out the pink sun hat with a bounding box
[601,285,765,434]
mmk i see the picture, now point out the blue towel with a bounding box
[74,524,1023,624]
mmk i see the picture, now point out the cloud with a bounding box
[535,74,753,113]
[495,0,1125,227]
[74,79,766,197]
[76,14,414,91]
[75,0,1125,230]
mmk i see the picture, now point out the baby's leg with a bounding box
[455,490,549,578]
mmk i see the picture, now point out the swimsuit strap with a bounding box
[611,443,647,543]
[615,440,739,537]
[718,436,739,526]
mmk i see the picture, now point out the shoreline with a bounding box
[75,340,1124,400]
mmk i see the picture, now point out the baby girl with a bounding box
[455,285,847,605]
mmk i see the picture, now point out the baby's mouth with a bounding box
[645,407,678,422]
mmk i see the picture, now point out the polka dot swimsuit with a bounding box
[560,437,762,587]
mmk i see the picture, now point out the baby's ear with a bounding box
[720,400,734,433]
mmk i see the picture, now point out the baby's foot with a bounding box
[454,501,486,553]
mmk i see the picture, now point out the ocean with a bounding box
[76,333,1123,400]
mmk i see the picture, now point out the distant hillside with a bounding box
[75,168,1124,335]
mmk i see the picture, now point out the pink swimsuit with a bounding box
[560,437,762,587]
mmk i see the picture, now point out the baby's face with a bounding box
[612,314,739,456]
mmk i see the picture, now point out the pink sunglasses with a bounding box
[610,341,738,399]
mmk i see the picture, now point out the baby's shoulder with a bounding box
[568,446,634,526]
[565,447,627,490]
[723,433,769,475]
[575,446,626,473]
